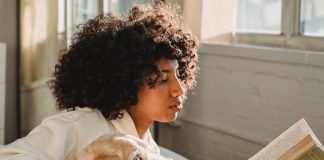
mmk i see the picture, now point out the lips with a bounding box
[169,105,181,112]
[169,101,182,112]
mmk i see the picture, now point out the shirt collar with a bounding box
[109,110,139,138]
[109,110,159,153]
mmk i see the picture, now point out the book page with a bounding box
[249,119,321,160]
[279,134,315,160]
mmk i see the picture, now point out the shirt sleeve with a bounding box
[0,116,80,160]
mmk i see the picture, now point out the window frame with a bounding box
[233,0,324,52]
[59,0,153,47]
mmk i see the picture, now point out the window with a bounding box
[66,0,99,45]
[235,0,282,34]
[109,0,145,16]
[300,0,324,37]
[58,0,65,33]
[57,0,147,47]
[234,0,324,51]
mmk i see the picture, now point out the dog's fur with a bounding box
[75,133,170,160]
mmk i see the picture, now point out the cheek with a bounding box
[152,86,169,98]
[144,90,164,102]
[138,85,170,103]
[143,89,168,104]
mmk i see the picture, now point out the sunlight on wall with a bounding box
[34,0,48,43]
[21,4,35,84]
[20,0,58,86]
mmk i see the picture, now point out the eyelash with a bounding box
[160,78,168,84]
[160,75,181,84]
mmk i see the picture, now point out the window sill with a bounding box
[199,41,324,68]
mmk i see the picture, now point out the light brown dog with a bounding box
[75,133,170,160]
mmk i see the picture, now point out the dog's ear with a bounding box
[129,150,147,160]
[75,134,144,160]
[75,133,170,160]
[154,0,167,5]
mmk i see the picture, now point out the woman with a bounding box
[0,1,198,159]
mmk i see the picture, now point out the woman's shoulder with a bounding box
[42,108,106,126]
[0,108,114,159]
[38,108,115,150]
[37,108,113,138]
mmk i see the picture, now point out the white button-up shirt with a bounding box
[0,108,159,160]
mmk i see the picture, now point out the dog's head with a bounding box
[75,133,169,160]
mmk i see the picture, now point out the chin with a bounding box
[159,114,178,123]
[169,114,178,122]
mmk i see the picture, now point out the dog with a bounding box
[75,133,170,160]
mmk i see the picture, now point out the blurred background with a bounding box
[1,0,324,159]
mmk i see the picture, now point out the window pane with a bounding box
[58,0,65,33]
[73,0,98,25]
[66,0,99,45]
[110,0,145,16]
[103,0,110,13]
[300,0,324,37]
[235,0,282,34]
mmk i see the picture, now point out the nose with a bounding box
[171,78,185,97]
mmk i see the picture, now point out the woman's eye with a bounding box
[158,72,168,84]
[160,79,168,84]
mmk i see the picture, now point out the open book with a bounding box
[249,118,324,160]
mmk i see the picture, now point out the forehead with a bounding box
[156,58,179,71]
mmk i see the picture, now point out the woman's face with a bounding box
[130,58,185,123]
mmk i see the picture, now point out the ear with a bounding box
[154,0,167,5]
[129,150,147,160]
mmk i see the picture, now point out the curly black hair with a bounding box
[48,1,199,120]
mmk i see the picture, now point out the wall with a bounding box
[0,0,18,144]
[0,43,6,144]
[20,0,58,85]
[20,78,57,136]
[159,43,324,160]
[19,0,59,135]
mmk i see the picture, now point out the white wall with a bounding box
[19,0,59,136]
[20,0,58,86]
[20,78,58,135]
[159,43,324,160]
[0,43,6,144]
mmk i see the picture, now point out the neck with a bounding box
[126,109,152,138]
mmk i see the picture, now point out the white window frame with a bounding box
[59,0,154,47]
[57,0,106,47]
[233,0,324,52]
